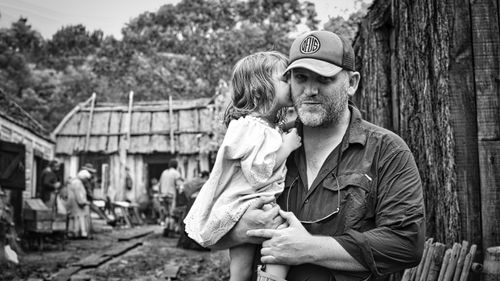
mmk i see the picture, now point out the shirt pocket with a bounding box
[325,172,373,231]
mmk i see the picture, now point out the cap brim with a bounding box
[285,58,343,77]
[84,168,96,173]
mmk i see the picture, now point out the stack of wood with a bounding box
[401,239,481,281]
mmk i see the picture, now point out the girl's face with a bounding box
[273,65,292,108]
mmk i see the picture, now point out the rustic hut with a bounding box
[0,90,55,227]
[353,0,499,265]
[52,93,225,203]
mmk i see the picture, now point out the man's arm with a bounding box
[210,196,284,250]
[248,210,367,271]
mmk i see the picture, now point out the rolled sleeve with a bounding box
[336,149,426,277]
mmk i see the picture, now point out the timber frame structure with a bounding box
[52,92,225,202]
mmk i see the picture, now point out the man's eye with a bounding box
[294,74,306,81]
[318,76,334,84]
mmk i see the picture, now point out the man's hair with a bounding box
[49,160,59,168]
[224,51,289,127]
[168,159,178,169]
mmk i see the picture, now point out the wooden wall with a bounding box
[0,116,54,199]
[354,0,500,258]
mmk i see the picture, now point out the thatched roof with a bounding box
[0,90,53,142]
[53,95,224,155]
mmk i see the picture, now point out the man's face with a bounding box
[290,68,350,127]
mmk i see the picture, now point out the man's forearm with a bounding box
[309,236,367,271]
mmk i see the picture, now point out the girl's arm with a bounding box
[274,128,301,169]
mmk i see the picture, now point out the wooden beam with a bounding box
[51,95,95,139]
[169,95,174,154]
[83,93,96,151]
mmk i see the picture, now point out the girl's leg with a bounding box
[229,243,256,281]
[258,264,289,281]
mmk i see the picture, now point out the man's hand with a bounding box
[210,196,284,250]
[247,209,313,265]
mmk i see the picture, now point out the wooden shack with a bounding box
[353,0,499,262]
[0,90,55,227]
[52,93,226,202]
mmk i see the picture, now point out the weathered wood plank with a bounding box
[129,112,151,153]
[102,241,142,256]
[107,111,122,153]
[151,111,170,152]
[71,253,112,268]
[446,0,483,250]
[51,266,81,281]
[470,0,500,252]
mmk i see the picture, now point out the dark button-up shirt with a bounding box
[276,104,425,281]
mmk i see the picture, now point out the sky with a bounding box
[0,0,363,40]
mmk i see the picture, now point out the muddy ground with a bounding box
[1,220,231,281]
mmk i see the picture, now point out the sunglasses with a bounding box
[284,173,341,224]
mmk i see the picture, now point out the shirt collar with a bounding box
[346,101,367,147]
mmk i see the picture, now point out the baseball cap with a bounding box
[285,30,355,77]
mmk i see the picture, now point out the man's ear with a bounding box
[348,71,360,97]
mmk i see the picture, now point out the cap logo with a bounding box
[300,35,320,54]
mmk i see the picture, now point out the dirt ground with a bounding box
[0,219,231,281]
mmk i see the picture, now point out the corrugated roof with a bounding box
[53,97,224,155]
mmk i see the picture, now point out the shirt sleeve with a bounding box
[222,117,283,188]
[335,149,426,277]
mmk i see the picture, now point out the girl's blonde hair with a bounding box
[224,51,289,127]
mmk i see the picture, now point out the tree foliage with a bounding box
[0,0,364,131]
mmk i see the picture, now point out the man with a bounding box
[217,31,425,281]
[159,159,183,228]
[67,167,93,238]
[40,160,61,208]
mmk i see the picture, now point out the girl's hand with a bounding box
[282,128,302,152]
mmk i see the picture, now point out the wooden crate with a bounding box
[23,199,52,221]
[25,220,52,233]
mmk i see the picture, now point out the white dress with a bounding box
[184,116,286,247]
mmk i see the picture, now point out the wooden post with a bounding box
[453,241,470,281]
[459,244,477,281]
[427,243,446,281]
[118,91,134,201]
[84,93,96,151]
[418,238,434,281]
[438,249,452,281]
[482,246,500,281]
[169,95,174,154]
[443,243,462,281]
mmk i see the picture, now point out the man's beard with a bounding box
[294,86,349,128]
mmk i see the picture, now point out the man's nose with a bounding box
[304,84,319,96]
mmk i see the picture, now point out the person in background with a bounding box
[159,159,184,228]
[181,170,209,200]
[67,168,93,238]
[150,177,164,223]
[40,160,61,209]
[177,171,210,250]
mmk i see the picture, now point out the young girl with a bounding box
[184,51,301,281]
